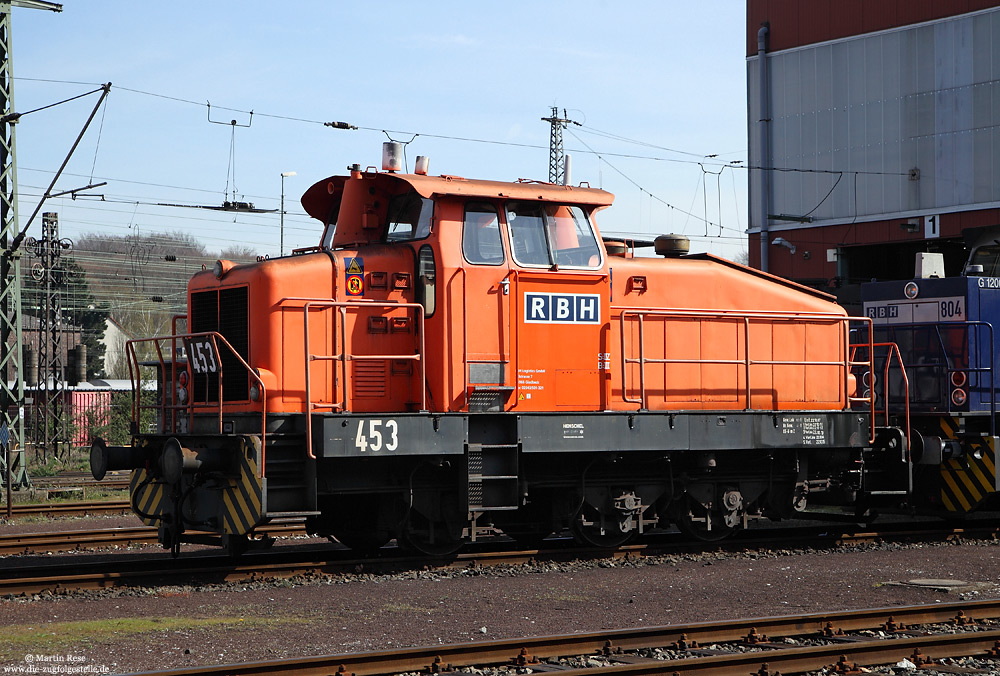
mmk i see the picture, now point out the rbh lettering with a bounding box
[524,292,601,324]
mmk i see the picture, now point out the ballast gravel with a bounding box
[4,535,1000,673]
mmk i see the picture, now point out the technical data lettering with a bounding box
[780,416,827,445]
[524,292,601,324]
[517,368,546,400]
[801,417,826,445]
[562,422,585,440]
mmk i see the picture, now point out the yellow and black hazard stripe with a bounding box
[220,451,263,535]
[939,416,998,513]
[130,468,168,527]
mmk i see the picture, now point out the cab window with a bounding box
[386,191,433,242]
[507,202,601,268]
[463,202,504,265]
[969,244,1000,276]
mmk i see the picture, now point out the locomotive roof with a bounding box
[301,170,615,223]
[685,252,838,302]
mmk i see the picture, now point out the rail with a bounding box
[125,331,269,475]
[616,307,875,441]
[287,298,426,459]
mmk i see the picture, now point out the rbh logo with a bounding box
[865,304,899,319]
[524,292,601,324]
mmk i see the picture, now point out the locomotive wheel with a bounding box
[399,491,465,557]
[330,507,393,554]
[331,529,391,554]
[399,513,464,557]
[570,508,636,548]
[495,499,555,549]
[502,526,552,549]
[674,498,735,542]
[308,500,393,554]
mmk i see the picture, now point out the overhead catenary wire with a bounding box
[567,128,744,237]
[16,79,846,269]
[16,77,911,179]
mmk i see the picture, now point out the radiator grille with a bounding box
[352,361,387,398]
[190,287,250,402]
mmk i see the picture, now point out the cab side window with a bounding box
[507,203,549,266]
[507,201,601,268]
[462,202,505,265]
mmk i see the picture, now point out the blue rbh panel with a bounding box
[523,292,601,324]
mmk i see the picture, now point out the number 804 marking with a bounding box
[354,419,399,453]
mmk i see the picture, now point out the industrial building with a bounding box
[747,1,1000,305]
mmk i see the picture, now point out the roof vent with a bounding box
[414,156,429,175]
[654,234,690,258]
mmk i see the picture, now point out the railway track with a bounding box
[4,499,132,518]
[0,522,308,555]
[128,600,1000,675]
[2,519,999,596]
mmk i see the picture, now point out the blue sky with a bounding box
[12,1,749,261]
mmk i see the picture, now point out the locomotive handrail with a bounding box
[875,342,910,453]
[124,331,269,476]
[615,307,874,439]
[284,298,427,460]
[847,318,877,444]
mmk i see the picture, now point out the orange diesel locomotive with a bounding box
[91,146,907,555]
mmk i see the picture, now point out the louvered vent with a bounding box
[189,287,250,402]
[352,361,387,398]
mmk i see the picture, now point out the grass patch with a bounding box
[537,590,592,602]
[0,615,308,660]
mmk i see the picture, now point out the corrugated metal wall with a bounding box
[748,7,1000,232]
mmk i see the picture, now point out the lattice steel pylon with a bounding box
[540,106,578,185]
[27,212,70,460]
[0,1,62,486]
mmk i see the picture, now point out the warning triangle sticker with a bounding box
[346,258,363,274]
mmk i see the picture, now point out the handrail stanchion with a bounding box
[638,313,646,409]
[418,304,427,411]
[460,267,469,409]
[340,306,348,412]
[304,304,315,460]
[744,317,751,411]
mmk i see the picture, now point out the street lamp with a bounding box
[280,171,297,256]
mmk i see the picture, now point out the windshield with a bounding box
[506,202,601,268]
[386,191,433,242]
[969,244,1000,276]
